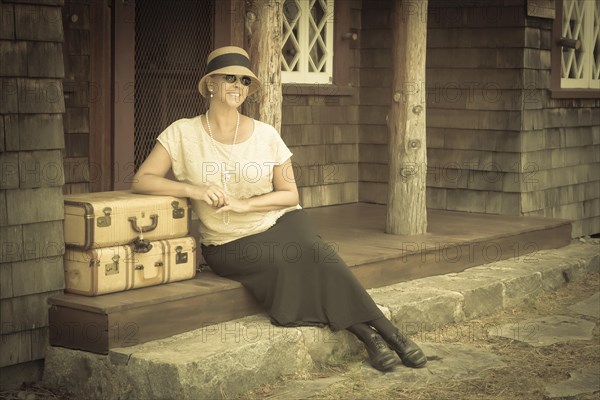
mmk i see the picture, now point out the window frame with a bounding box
[282,0,335,84]
[281,0,355,96]
[551,0,600,98]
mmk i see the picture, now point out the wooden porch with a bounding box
[48,203,571,354]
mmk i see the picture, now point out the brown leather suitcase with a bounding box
[64,236,197,296]
[64,190,190,249]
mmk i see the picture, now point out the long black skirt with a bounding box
[201,209,384,331]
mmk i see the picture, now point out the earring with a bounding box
[209,91,213,98]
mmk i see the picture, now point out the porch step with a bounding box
[43,240,599,399]
[47,204,572,354]
[48,272,261,354]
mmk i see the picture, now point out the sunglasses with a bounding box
[222,74,252,86]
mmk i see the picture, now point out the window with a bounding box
[560,0,600,89]
[281,0,334,84]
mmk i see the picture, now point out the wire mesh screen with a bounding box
[134,0,214,169]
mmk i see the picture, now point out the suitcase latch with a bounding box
[97,207,112,228]
[175,245,188,264]
[171,201,185,219]
[154,261,164,268]
[131,237,153,253]
[105,255,120,276]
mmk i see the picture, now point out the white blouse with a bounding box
[157,115,301,245]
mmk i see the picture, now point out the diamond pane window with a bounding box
[593,1,600,82]
[282,0,334,84]
[561,0,600,89]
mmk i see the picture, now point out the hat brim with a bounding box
[198,66,261,98]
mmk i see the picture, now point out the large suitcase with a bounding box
[64,190,190,249]
[64,236,197,296]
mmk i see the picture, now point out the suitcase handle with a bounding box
[128,214,159,233]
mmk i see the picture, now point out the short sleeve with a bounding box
[156,121,184,178]
[271,128,293,165]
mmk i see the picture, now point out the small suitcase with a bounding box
[64,236,197,296]
[64,190,190,249]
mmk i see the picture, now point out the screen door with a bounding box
[133,0,214,168]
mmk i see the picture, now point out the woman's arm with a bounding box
[217,157,299,214]
[132,143,227,207]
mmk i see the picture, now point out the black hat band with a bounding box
[206,53,252,74]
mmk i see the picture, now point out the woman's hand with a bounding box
[215,196,249,214]
[188,184,228,209]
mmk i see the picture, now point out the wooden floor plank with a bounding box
[312,204,570,266]
[49,273,244,313]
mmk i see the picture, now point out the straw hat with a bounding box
[197,46,261,98]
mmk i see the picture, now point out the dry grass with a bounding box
[243,272,600,400]
[0,382,75,400]
[3,274,597,400]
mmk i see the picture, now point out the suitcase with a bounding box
[64,190,190,249]
[64,236,197,296]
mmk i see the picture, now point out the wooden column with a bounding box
[244,0,283,133]
[112,0,135,190]
[214,0,245,48]
[230,0,246,47]
[89,0,112,192]
[386,0,428,235]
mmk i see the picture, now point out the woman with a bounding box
[132,46,427,372]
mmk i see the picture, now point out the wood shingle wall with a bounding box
[358,0,599,237]
[425,0,529,216]
[358,0,394,204]
[519,15,600,237]
[0,0,65,388]
[282,94,360,208]
[281,1,362,208]
[359,0,530,213]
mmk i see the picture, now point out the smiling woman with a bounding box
[130,45,427,372]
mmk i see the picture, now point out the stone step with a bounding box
[42,239,599,399]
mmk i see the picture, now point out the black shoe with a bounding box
[386,332,427,368]
[364,332,398,371]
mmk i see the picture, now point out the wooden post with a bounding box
[386,0,428,235]
[89,0,112,192]
[215,0,245,48]
[230,0,246,47]
[244,0,283,133]
[112,0,136,190]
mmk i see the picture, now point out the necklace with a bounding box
[205,109,240,225]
